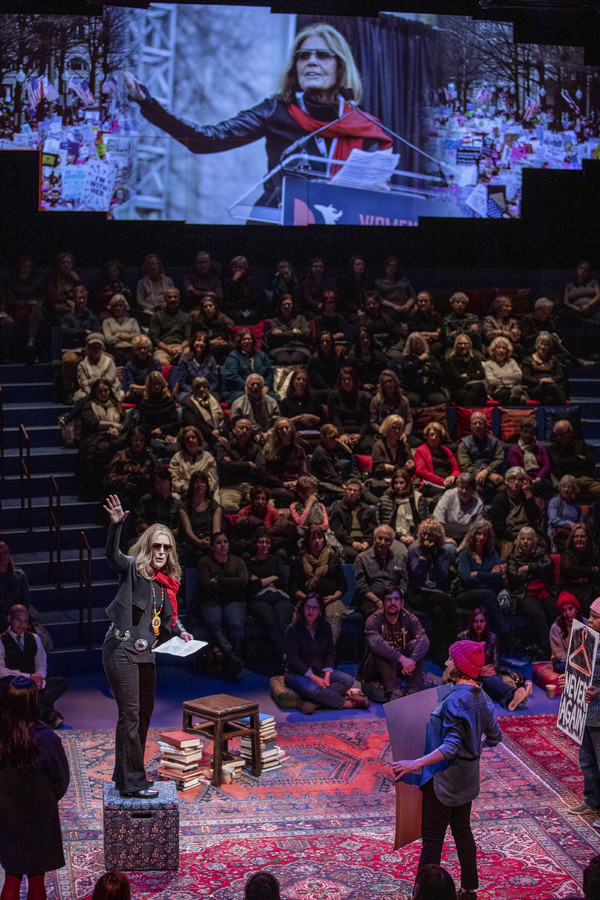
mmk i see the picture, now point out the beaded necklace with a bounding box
[151,582,165,635]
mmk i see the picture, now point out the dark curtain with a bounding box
[297,14,435,174]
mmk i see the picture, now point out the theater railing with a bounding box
[0,385,4,482]
[79,530,93,650]
[18,424,32,530]
[49,476,61,586]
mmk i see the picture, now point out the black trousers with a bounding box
[418,778,478,891]
[103,644,156,793]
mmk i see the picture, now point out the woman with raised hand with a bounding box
[102,494,193,798]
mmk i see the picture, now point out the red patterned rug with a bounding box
[35,716,600,898]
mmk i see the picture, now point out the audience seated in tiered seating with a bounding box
[11,248,600,701]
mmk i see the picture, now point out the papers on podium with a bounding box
[330,148,400,189]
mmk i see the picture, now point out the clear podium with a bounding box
[227,153,459,225]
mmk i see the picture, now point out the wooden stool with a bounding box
[182,693,262,786]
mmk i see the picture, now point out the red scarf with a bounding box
[287,103,393,166]
[153,570,180,627]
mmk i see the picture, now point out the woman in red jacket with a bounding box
[413,422,460,498]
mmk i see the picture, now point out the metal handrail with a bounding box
[0,385,4,481]
[79,530,93,650]
[18,424,32,530]
[49,476,61,587]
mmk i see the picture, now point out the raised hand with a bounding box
[103,494,129,524]
[122,71,145,103]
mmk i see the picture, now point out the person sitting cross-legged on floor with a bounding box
[0,605,67,729]
[457,606,532,711]
[284,593,368,715]
[358,586,429,703]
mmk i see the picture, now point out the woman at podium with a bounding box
[124,23,392,210]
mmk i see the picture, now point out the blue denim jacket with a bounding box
[421,683,502,807]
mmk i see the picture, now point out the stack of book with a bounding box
[239,712,288,773]
[157,730,211,791]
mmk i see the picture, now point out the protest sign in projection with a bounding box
[557,620,599,745]
[79,159,117,212]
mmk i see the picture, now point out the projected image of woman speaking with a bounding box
[125,22,392,212]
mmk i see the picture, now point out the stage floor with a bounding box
[47,703,599,900]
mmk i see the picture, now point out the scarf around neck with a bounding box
[153,570,180,626]
[287,102,392,164]
[302,545,330,590]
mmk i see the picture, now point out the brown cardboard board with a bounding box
[385,683,452,849]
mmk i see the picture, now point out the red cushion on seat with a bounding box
[499,407,534,442]
[354,454,372,472]
[229,321,266,343]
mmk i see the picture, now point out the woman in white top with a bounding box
[136,254,174,325]
[482,336,525,405]
[102,294,140,365]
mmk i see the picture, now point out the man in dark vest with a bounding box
[0,604,67,728]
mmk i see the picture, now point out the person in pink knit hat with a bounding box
[392,639,502,900]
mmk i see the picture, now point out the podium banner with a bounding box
[282,176,461,226]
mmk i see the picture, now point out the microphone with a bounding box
[337,88,448,185]
[279,103,355,163]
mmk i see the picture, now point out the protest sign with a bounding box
[456,146,481,165]
[557,620,599,745]
[79,158,117,211]
[465,182,488,217]
[61,166,87,202]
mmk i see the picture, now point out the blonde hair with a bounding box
[514,526,538,553]
[406,332,429,354]
[452,333,473,356]
[264,417,297,460]
[277,23,363,104]
[424,420,449,442]
[129,523,181,581]
[132,334,152,352]
[379,414,405,438]
[143,370,169,399]
[488,335,513,359]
